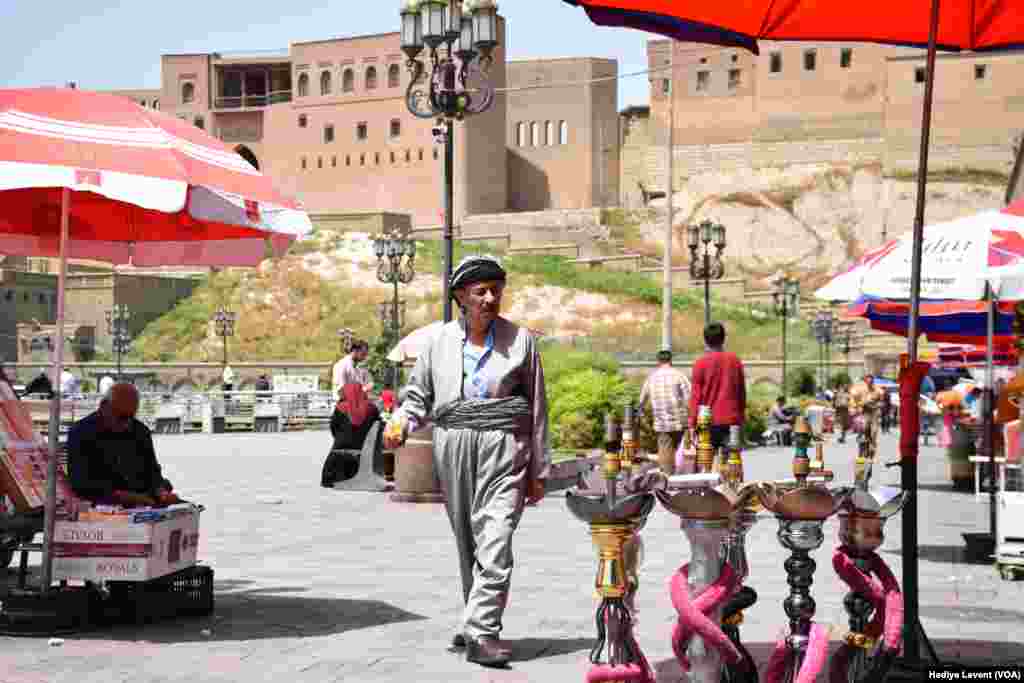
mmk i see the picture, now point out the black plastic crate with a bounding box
[104,565,214,625]
[0,586,98,636]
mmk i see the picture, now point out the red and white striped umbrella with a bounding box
[0,87,313,591]
[0,88,311,266]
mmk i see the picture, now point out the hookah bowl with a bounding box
[566,490,655,679]
[833,488,907,683]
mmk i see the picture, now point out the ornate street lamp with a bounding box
[401,0,500,322]
[835,320,858,378]
[105,304,131,381]
[772,277,800,399]
[811,310,835,391]
[374,231,416,388]
[687,220,726,326]
[212,307,236,368]
[379,301,408,334]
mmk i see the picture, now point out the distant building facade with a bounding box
[94,18,622,226]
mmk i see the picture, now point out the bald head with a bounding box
[101,383,139,432]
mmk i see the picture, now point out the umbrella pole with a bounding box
[900,0,942,668]
[986,289,996,542]
[40,188,71,593]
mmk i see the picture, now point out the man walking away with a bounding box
[688,323,747,456]
[833,383,851,444]
[332,340,372,398]
[638,349,691,474]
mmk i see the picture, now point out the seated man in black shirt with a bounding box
[68,383,181,508]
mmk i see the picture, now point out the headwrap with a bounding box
[338,383,372,427]
[449,254,506,297]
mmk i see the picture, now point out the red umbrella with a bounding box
[562,0,1024,669]
[0,88,312,592]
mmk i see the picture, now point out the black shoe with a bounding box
[466,636,511,667]
[452,633,466,648]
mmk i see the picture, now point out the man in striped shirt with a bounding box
[638,349,691,474]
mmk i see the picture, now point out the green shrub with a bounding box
[831,371,851,389]
[744,399,771,445]
[548,368,634,449]
[787,367,817,397]
[553,413,601,450]
[540,343,619,388]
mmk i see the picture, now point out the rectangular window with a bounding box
[975,64,988,80]
[356,122,368,141]
[840,48,853,69]
[324,124,334,143]
[803,49,817,71]
[728,69,741,90]
[914,66,926,83]
[390,119,401,138]
[696,70,709,92]
[662,78,670,95]
[769,52,782,73]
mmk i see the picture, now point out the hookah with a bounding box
[566,406,656,683]
[829,449,906,683]
[655,407,758,683]
[757,417,852,683]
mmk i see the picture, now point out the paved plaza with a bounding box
[2,431,1023,682]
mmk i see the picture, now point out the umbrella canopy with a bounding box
[0,87,312,593]
[563,0,1024,51]
[848,299,1019,345]
[938,344,1019,368]
[815,207,1024,303]
[0,88,311,266]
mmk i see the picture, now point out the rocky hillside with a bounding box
[639,163,1006,291]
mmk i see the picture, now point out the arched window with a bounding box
[366,66,378,90]
[530,122,540,147]
[297,73,309,97]
[375,152,380,165]
[152,99,160,110]
[418,149,424,161]
[301,157,307,170]
[360,153,366,166]
[320,70,332,95]
[390,151,396,163]
[515,122,525,147]
[235,145,259,170]
[317,157,323,169]
[342,68,354,93]
[388,64,401,88]
[181,82,195,104]
[346,155,351,166]
[139,100,147,107]
[193,116,205,130]
[298,114,307,128]
[433,148,439,160]
[546,121,555,146]
[332,156,337,167]
[390,119,401,138]
[559,120,568,145]
[405,149,411,162]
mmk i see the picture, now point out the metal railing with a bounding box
[27,390,340,437]
[214,91,292,109]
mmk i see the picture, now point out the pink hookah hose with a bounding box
[667,562,746,672]
[763,623,831,683]
[585,606,655,683]
[833,545,905,649]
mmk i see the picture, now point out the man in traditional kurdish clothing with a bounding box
[384,255,548,668]
[850,373,885,458]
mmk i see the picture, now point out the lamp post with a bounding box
[772,277,800,399]
[105,304,131,381]
[212,307,236,368]
[811,310,835,391]
[400,0,500,322]
[687,220,726,326]
[836,320,857,379]
[374,232,416,388]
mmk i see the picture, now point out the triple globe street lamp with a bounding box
[811,310,835,391]
[400,0,500,322]
[374,232,416,389]
[687,220,726,326]
[105,304,132,381]
[212,307,236,368]
[772,277,800,399]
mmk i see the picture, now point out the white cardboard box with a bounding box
[52,507,201,583]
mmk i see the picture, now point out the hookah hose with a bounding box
[668,562,746,672]
[830,545,904,683]
[585,597,654,683]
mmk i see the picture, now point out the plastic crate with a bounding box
[0,586,98,636]
[103,565,214,624]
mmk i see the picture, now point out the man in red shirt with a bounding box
[688,322,747,454]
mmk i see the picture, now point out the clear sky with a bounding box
[0,0,655,109]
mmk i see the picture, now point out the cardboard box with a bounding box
[52,506,201,583]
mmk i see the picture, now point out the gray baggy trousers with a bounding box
[433,425,527,640]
